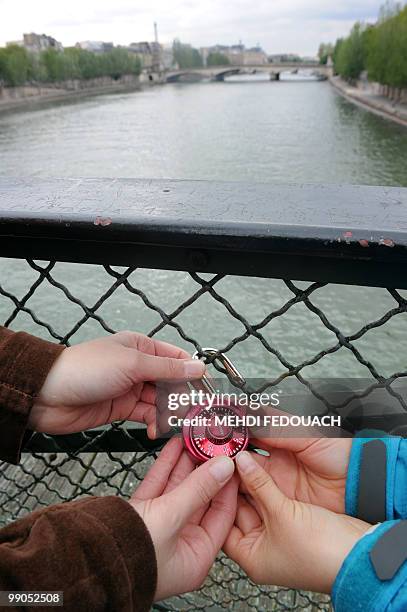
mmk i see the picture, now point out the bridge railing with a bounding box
[1,178,407,611]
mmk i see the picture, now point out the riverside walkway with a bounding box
[331,76,407,128]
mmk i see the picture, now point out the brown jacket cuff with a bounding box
[0,496,157,612]
[0,328,65,463]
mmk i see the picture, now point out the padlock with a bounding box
[182,348,249,462]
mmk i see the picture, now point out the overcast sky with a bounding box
[0,0,384,56]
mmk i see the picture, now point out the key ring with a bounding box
[182,348,249,463]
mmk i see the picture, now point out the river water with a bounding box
[0,77,407,379]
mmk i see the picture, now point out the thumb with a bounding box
[163,455,235,530]
[235,451,285,512]
[134,352,205,382]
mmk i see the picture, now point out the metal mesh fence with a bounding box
[2,258,407,610]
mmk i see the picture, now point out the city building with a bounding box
[76,41,114,53]
[243,46,268,65]
[200,43,268,66]
[268,53,302,63]
[160,44,174,70]
[302,56,319,64]
[7,32,63,52]
[125,42,163,71]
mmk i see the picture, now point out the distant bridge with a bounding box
[165,63,333,83]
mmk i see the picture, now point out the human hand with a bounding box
[249,434,352,512]
[30,332,205,436]
[224,451,370,594]
[129,437,238,601]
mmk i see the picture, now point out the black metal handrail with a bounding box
[1,178,407,287]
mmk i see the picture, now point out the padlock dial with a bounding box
[183,401,248,462]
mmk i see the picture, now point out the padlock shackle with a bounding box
[192,347,246,388]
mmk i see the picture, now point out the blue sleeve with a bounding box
[345,433,407,520]
[332,521,407,612]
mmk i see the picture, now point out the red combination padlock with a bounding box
[182,349,249,463]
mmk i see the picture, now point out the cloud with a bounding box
[0,0,385,55]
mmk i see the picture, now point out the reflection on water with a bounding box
[0,80,406,379]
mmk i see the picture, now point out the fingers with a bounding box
[199,474,239,553]
[154,381,192,437]
[134,351,205,382]
[131,437,183,502]
[114,332,204,381]
[238,451,284,495]
[140,383,156,405]
[239,451,269,475]
[124,400,155,426]
[161,448,214,526]
[235,494,262,534]
[223,521,257,576]
[114,331,191,360]
[141,336,191,360]
[162,448,196,495]
[111,392,157,439]
[149,338,191,360]
[235,451,285,514]
[223,525,244,562]
[224,453,286,583]
[251,436,318,454]
[163,455,235,530]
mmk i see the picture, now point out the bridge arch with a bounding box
[166,72,206,83]
[212,68,242,81]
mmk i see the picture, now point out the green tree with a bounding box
[58,48,81,80]
[207,52,230,66]
[334,23,366,81]
[41,48,68,82]
[0,45,31,86]
[318,43,334,65]
[332,38,343,71]
[331,3,407,87]
[172,40,203,69]
[365,5,407,87]
[100,48,141,79]
[378,0,403,20]
[0,44,141,86]
[0,49,7,84]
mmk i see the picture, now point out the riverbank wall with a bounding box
[330,76,407,128]
[0,73,154,112]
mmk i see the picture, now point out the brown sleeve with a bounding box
[0,327,65,464]
[0,496,157,612]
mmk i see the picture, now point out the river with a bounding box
[0,77,407,379]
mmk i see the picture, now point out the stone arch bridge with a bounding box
[165,63,333,83]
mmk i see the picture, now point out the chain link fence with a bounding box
[0,173,407,611]
[2,252,407,610]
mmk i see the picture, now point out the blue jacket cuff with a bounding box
[345,433,401,519]
[332,521,407,612]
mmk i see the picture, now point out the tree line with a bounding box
[0,46,141,87]
[0,39,229,86]
[319,2,407,88]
